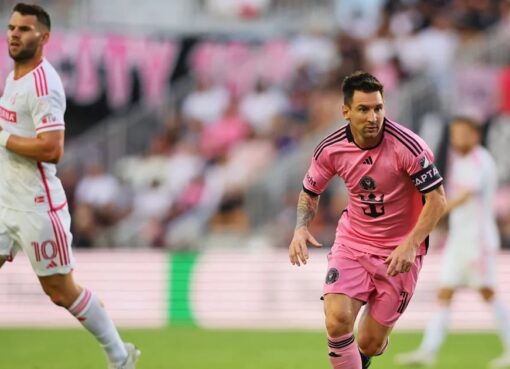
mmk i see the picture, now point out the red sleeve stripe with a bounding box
[36,123,65,131]
[33,67,48,97]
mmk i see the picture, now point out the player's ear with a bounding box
[342,104,351,121]
[41,31,50,45]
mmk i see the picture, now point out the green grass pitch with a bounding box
[0,327,502,369]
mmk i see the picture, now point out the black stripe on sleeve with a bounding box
[302,185,320,197]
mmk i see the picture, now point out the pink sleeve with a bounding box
[402,141,443,193]
[302,152,335,195]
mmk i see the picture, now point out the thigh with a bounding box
[323,246,374,303]
[17,208,75,277]
[0,208,18,263]
[368,255,423,327]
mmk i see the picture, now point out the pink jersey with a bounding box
[303,118,443,256]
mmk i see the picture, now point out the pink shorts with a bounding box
[323,245,422,327]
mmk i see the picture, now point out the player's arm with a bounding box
[443,190,473,215]
[386,185,446,276]
[0,127,64,164]
[289,189,323,266]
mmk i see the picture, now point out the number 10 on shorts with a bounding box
[31,240,58,261]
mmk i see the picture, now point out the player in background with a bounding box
[0,4,140,369]
[395,117,510,368]
[288,71,446,369]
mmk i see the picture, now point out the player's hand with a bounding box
[288,226,322,266]
[384,241,417,276]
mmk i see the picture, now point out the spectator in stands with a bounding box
[240,77,288,136]
[74,162,122,247]
[182,77,230,128]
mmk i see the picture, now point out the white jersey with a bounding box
[0,58,67,212]
[445,145,500,256]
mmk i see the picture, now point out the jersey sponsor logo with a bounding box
[0,105,17,123]
[34,196,45,203]
[325,268,339,284]
[359,193,385,218]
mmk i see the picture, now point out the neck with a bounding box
[14,55,43,79]
[350,127,383,149]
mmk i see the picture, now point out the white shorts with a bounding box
[439,247,496,288]
[0,206,75,276]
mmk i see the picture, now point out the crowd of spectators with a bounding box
[60,0,510,250]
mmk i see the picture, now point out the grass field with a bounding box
[0,327,503,369]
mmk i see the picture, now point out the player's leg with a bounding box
[481,286,510,368]
[22,208,139,369]
[322,247,375,369]
[38,272,139,368]
[324,293,364,369]
[357,307,392,368]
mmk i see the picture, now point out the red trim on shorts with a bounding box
[53,211,69,265]
[49,211,70,265]
[47,211,64,265]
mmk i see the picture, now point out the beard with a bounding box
[8,40,38,62]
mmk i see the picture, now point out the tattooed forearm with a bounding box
[296,190,320,229]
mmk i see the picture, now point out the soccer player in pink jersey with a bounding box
[288,71,447,369]
[0,4,139,369]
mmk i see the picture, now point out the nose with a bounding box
[368,110,377,122]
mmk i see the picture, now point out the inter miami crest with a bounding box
[325,268,339,284]
[359,176,376,191]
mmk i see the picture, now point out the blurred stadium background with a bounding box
[1,0,510,368]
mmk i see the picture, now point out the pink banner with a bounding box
[0,32,179,110]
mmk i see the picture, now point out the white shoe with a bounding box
[109,343,141,369]
[490,353,510,368]
[394,350,435,366]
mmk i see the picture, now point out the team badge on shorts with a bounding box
[325,268,339,284]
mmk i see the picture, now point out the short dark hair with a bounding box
[13,3,51,30]
[342,71,384,106]
[450,115,481,133]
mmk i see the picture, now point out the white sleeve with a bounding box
[30,76,66,134]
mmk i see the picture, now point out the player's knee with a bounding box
[0,256,7,269]
[44,289,66,307]
[437,288,454,303]
[480,287,495,302]
[358,334,387,357]
[325,310,354,337]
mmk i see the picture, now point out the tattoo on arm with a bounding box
[296,190,320,229]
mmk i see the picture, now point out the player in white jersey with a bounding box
[0,4,139,369]
[395,116,510,368]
